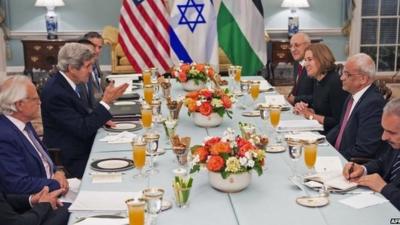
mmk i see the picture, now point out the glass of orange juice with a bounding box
[304,142,318,174]
[142,69,151,85]
[250,81,260,102]
[126,198,145,225]
[132,137,147,178]
[235,65,242,84]
[143,84,154,105]
[269,106,281,129]
[141,105,152,130]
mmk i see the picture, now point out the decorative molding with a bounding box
[7,65,112,73]
[8,30,101,39]
[266,28,344,37]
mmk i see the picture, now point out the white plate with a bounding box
[114,123,137,130]
[265,145,286,153]
[91,158,134,172]
[97,160,130,169]
[296,196,329,207]
[114,101,136,106]
[242,111,260,117]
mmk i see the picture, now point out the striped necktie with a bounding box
[24,123,54,178]
[74,86,81,98]
[334,97,354,150]
[390,153,400,182]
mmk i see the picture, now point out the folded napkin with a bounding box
[284,132,325,143]
[99,131,136,144]
[259,80,273,92]
[277,120,324,132]
[264,94,286,106]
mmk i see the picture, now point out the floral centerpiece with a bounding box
[174,63,215,91]
[190,128,265,192]
[184,88,233,127]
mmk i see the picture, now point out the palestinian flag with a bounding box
[217,0,267,75]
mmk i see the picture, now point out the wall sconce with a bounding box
[281,0,310,37]
[35,0,65,40]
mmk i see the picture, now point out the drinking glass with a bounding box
[250,81,260,103]
[150,100,162,124]
[142,69,151,85]
[172,146,189,170]
[132,138,147,178]
[144,84,154,105]
[164,117,177,147]
[172,184,191,208]
[144,133,160,175]
[304,142,318,175]
[228,65,236,90]
[235,65,242,84]
[126,198,145,225]
[141,105,153,130]
[143,188,164,225]
[287,141,303,179]
[269,106,282,144]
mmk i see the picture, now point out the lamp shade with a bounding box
[35,0,65,7]
[281,0,310,8]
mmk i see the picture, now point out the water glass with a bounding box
[172,146,189,169]
[143,188,164,225]
[287,141,303,179]
[144,133,160,175]
[126,198,145,225]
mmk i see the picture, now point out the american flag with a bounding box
[118,0,172,74]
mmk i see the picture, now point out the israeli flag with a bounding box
[170,0,219,70]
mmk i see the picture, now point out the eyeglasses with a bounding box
[22,97,40,102]
[340,70,362,78]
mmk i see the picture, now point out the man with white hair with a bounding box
[343,98,400,210]
[327,53,385,160]
[41,43,128,178]
[0,75,68,194]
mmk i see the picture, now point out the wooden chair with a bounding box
[373,79,392,102]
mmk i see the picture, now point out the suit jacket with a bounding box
[365,144,400,210]
[0,115,60,194]
[0,192,69,225]
[41,72,112,178]
[290,61,314,104]
[327,84,385,160]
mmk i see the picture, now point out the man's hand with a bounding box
[52,171,69,194]
[343,162,364,182]
[102,81,129,105]
[356,173,387,192]
[287,94,295,105]
[105,120,116,128]
[31,186,65,209]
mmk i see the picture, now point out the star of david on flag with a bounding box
[170,0,219,70]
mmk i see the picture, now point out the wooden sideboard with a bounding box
[21,38,71,75]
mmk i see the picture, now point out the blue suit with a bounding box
[0,115,60,194]
[41,72,112,178]
[327,84,385,160]
[365,144,400,210]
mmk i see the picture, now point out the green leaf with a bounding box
[254,165,263,176]
[190,145,203,153]
[221,171,229,179]
[187,177,193,188]
[190,164,200,174]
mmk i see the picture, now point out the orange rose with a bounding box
[207,67,215,77]
[199,102,212,116]
[209,141,232,155]
[195,64,205,72]
[178,71,187,82]
[206,155,225,172]
[186,91,199,100]
[181,64,190,73]
[185,98,197,112]
[238,142,256,157]
[193,146,209,162]
[204,137,221,149]
[221,95,232,109]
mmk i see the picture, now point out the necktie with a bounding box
[334,97,354,150]
[24,123,54,178]
[390,154,400,181]
[74,86,81,98]
[93,66,101,89]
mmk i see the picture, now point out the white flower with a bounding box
[247,159,255,168]
[203,136,213,142]
[245,151,252,159]
[192,154,200,164]
[211,99,223,108]
[196,100,202,106]
[239,157,248,166]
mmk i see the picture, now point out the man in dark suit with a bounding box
[41,43,128,178]
[84,31,105,104]
[343,98,400,210]
[1,186,68,225]
[0,75,68,194]
[287,32,314,105]
[327,53,385,160]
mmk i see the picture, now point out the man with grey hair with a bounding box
[0,75,68,194]
[327,53,385,161]
[287,32,314,105]
[41,43,128,178]
[343,98,400,210]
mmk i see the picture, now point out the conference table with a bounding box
[68,77,398,225]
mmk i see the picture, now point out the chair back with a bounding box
[373,80,392,102]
